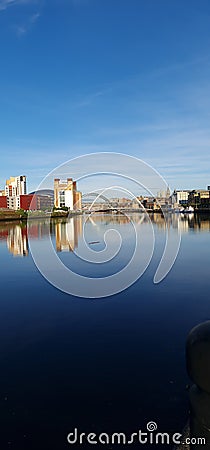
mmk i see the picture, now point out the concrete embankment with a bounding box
[0,210,23,221]
[0,210,83,221]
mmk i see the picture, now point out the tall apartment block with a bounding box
[5,175,27,196]
[54,178,82,210]
[5,176,27,210]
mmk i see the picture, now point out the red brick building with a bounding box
[0,192,53,211]
[0,196,7,209]
[20,194,53,211]
[20,194,38,211]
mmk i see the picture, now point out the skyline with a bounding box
[0,0,210,192]
[0,152,210,198]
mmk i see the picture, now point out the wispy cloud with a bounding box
[73,89,111,108]
[0,0,18,11]
[15,11,40,36]
[16,24,27,35]
[30,11,39,22]
[0,0,32,11]
[0,0,41,35]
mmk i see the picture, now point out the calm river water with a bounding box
[0,212,210,449]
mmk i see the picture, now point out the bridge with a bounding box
[82,192,117,212]
[82,192,141,213]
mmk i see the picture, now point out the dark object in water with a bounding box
[88,241,100,245]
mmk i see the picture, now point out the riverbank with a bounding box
[0,209,83,221]
[1,208,210,222]
[0,209,23,221]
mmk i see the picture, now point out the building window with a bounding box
[59,191,65,208]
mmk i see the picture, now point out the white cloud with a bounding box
[0,0,31,11]
[0,0,17,10]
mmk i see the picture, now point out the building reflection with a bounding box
[150,212,210,233]
[83,211,210,233]
[0,216,83,256]
[0,213,210,257]
[84,212,131,225]
[7,225,28,256]
[55,217,82,252]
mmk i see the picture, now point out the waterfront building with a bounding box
[6,194,36,210]
[1,192,53,212]
[28,190,54,211]
[7,196,20,210]
[171,190,191,206]
[5,175,27,197]
[19,194,53,211]
[0,189,7,209]
[1,175,65,211]
[0,196,7,208]
[72,182,82,210]
[54,178,82,210]
[20,194,38,211]
[73,191,82,210]
[54,178,74,209]
[4,175,27,210]
[36,194,54,210]
[188,190,210,209]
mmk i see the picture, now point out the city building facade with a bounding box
[73,191,82,210]
[4,175,27,210]
[5,175,27,197]
[54,178,82,210]
[0,196,7,208]
[0,175,54,211]
[188,189,210,209]
[171,190,191,206]
[54,178,74,209]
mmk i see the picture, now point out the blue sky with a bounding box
[0,0,210,193]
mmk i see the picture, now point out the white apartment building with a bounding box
[5,176,27,210]
[7,196,20,210]
[5,175,27,197]
[171,190,190,206]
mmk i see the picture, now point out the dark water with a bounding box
[0,213,210,449]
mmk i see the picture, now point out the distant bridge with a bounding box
[82,192,115,212]
[82,193,142,213]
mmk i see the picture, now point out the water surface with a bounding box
[0,213,210,449]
